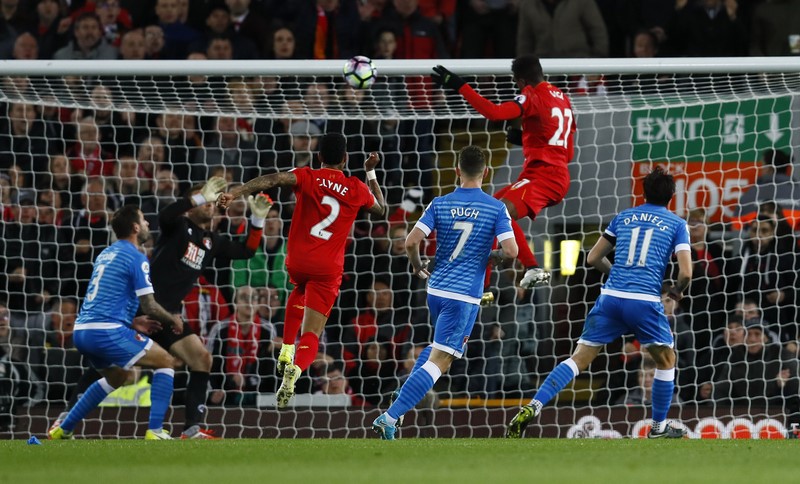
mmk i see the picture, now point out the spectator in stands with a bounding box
[662,282,709,401]
[459,0,517,58]
[34,0,71,59]
[183,275,231,341]
[42,154,77,212]
[193,2,258,59]
[90,84,139,157]
[135,134,166,179]
[193,115,259,183]
[268,25,296,59]
[155,112,202,187]
[0,187,58,312]
[232,204,290,300]
[155,168,179,207]
[314,364,366,407]
[733,298,760,323]
[750,0,800,56]
[68,115,114,177]
[713,318,795,409]
[156,0,201,58]
[375,0,448,59]
[36,188,63,227]
[5,31,39,60]
[0,103,51,181]
[729,215,798,340]
[277,120,321,173]
[205,33,234,60]
[64,177,113,297]
[516,0,608,58]
[118,28,146,60]
[616,357,681,406]
[256,285,285,327]
[679,208,727,346]
[53,12,117,60]
[207,285,277,406]
[667,0,746,57]
[757,200,797,252]
[45,297,77,349]
[144,23,172,59]
[226,0,271,57]
[95,0,132,46]
[0,0,34,46]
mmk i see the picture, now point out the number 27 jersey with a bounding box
[286,166,376,276]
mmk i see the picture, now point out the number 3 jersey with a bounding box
[76,240,155,327]
[287,166,376,276]
[602,203,691,300]
[415,187,514,303]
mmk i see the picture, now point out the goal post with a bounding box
[1,57,799,439]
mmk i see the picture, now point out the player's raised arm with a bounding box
[217,172,297,209]
[160,176,227,233]
[214,193,273,259]
[364,152,387,217]
[139,293,184,334]
[432,65,523,122]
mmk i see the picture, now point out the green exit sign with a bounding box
[631,96,791,162]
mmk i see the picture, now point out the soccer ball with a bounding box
[343,56,377,89]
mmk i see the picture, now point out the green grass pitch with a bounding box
[1,438,796,484]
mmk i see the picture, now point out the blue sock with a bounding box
[61,378,115,432]
[149,368,175,430]
[531,358,579,408]
[651,368,675,430]
[387,360,442,421]
[409,346,432,376]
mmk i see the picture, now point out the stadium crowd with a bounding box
[1,0,800,430]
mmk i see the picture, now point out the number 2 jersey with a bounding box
[415,187,514,303]
[602,203,691,300]
[76,240,154,327]
[287,166,376,276]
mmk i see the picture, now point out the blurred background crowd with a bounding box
[2,0,800,430]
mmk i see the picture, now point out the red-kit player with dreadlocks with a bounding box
[432,55,575,290]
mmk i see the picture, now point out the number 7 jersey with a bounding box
[286,166,376,276]
[415,187,514,302]
[602,203,691,299]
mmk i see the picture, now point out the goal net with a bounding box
[1,58,799,439]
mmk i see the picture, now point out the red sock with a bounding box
[283,288,304,345]
[512,219,538,268]
[294,332,320,371]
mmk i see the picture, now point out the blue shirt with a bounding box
[602,203,691,299]
[76,240,155,327]
[415,187,514,303]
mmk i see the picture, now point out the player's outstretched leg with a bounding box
[279,286,305,375]
[145,368,175,440]
[49,374,121,440]
[391,346,432,430]
[506,356,582,438]
[374,348,446,441]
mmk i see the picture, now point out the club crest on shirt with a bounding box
[514,94,527,104]
[202,237,212,250]
[135,333,146,342]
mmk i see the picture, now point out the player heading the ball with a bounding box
[506,167,693,439]
[217,133,387,409]
[432,56,576,290]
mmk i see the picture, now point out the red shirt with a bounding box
[517,82,576,175]
[286,167,375,276]
[459,81,575,176]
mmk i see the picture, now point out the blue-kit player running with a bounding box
[49,205,184,440]
[506,166,693,439]
[372,146,518,440]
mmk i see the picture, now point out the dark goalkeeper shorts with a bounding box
[151,318,195,350]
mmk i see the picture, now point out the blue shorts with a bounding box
[428,294,480,358]
[74,324,154,370]
[578,294,673,348]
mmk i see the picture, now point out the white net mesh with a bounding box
[1,59,800,439]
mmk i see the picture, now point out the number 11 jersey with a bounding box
[602,203,691,300]
[287,166,376,276]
